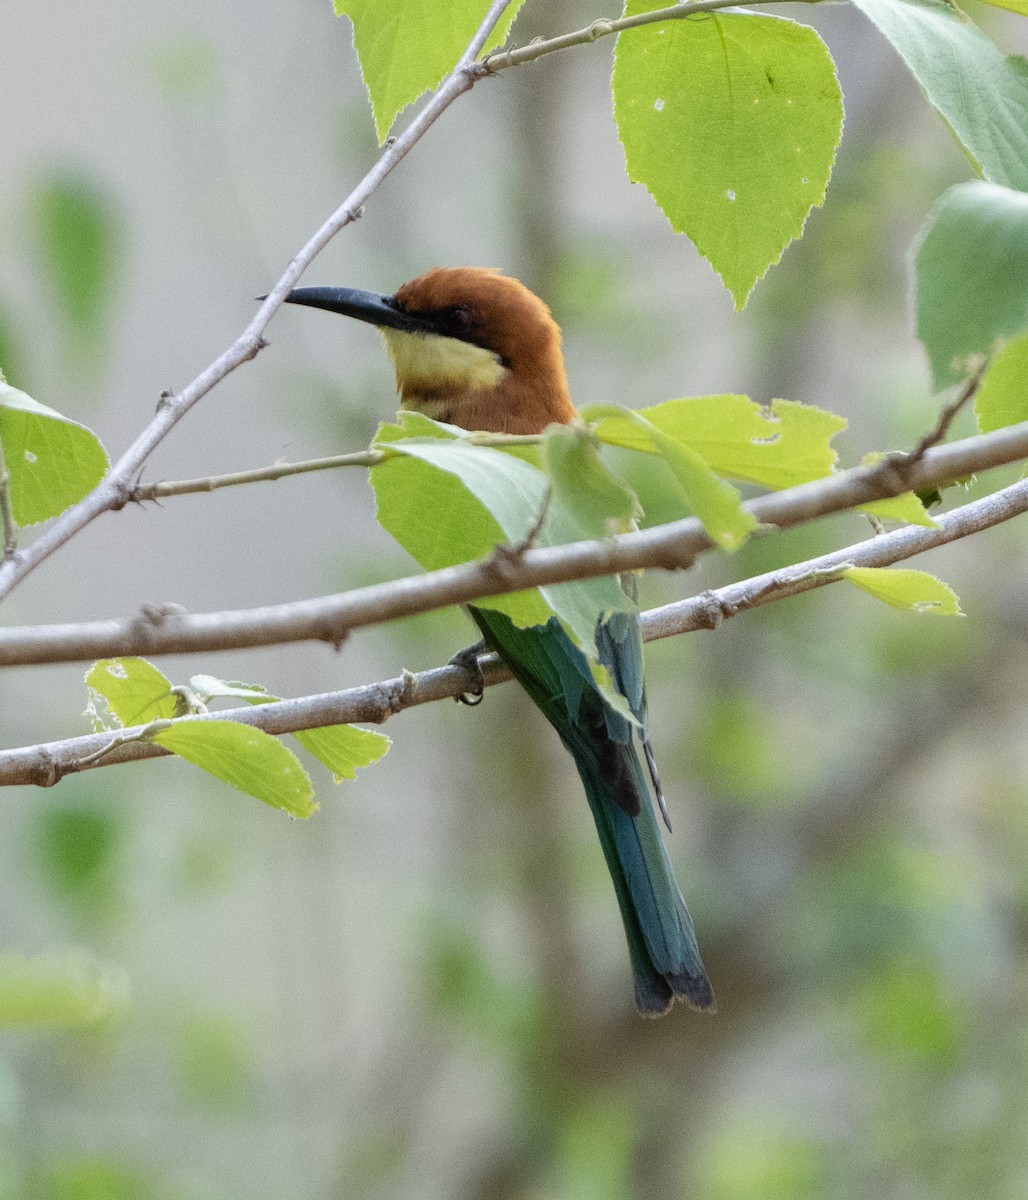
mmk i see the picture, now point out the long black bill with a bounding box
[277,286,430,335]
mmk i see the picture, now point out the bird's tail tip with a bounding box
[635,969,716,1017]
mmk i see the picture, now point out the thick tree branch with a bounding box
[1,472,1025,788]
[0,420,1026,668]
[0,0,516,604]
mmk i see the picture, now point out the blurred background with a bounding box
[2,1,1028,1196]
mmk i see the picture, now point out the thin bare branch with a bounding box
[0,0,517,604]
[2,470,1024,789]
[130,430,541,502]
[906,359,987,465]
[0,419,1025,668]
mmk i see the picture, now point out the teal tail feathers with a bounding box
[469,605,714,1015]
[575,748,713,1015]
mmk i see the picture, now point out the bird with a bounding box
[281,267,714,1015]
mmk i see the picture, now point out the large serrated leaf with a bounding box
[153,720,317,819]
[334,0,525,141]
[0,381,108,525]
[913,182,1028,390]
[626,395,847,489]
[850,0,1028,191]
[613,7,842,308]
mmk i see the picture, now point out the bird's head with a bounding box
[282,267,576,434]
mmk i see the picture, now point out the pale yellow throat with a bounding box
[381,328,507,412]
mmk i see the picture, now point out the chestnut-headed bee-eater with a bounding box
[282,268,714,1015]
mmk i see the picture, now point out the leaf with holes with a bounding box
[0,380,108,525]
[85,658,177,730]
[613,7,842,308]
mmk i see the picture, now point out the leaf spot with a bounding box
[726,189,737,202]
[105,662,128,678]
[653,97,664,112]
[24,449,37,464]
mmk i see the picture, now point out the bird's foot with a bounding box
[449,640,487,706]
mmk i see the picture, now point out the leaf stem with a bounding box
[480,0,822,72]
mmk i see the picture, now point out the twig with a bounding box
[0,419,1025,668]
[3,471,1026,788]
[480,0,818,73]
[0,0,517,604]
[129,431,543,502]
[905,359,987,465]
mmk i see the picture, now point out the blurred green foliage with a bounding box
[27,168,123,372]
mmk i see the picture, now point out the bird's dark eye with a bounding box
[451,306,473,332]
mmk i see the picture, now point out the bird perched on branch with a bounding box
[282,267,713,1015]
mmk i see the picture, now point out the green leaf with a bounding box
[977,0,1028,13]
[335,0,526,141]
[859,492,938,527]
[0,380,109,525]
[595,395,847,489]
[190,674,391,781]
[855,454,939,527]
[29,168,122,359]
[371,423,632,649]
[583,405,757,549]
[613,7,842,308]
[542,423,639,538]
[842,566,963,615]
[0,952,128,1030]
[975,330,1028,432]
[850,0,1028,191]
[913,181,1028,389]
[153,720,317,819]
[85,657,177,728]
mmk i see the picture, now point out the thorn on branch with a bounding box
[318,620,350,652]
[240,335,269,363]
[109,478,137,512]
[156,389,176,413]
[137,601,188,627]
